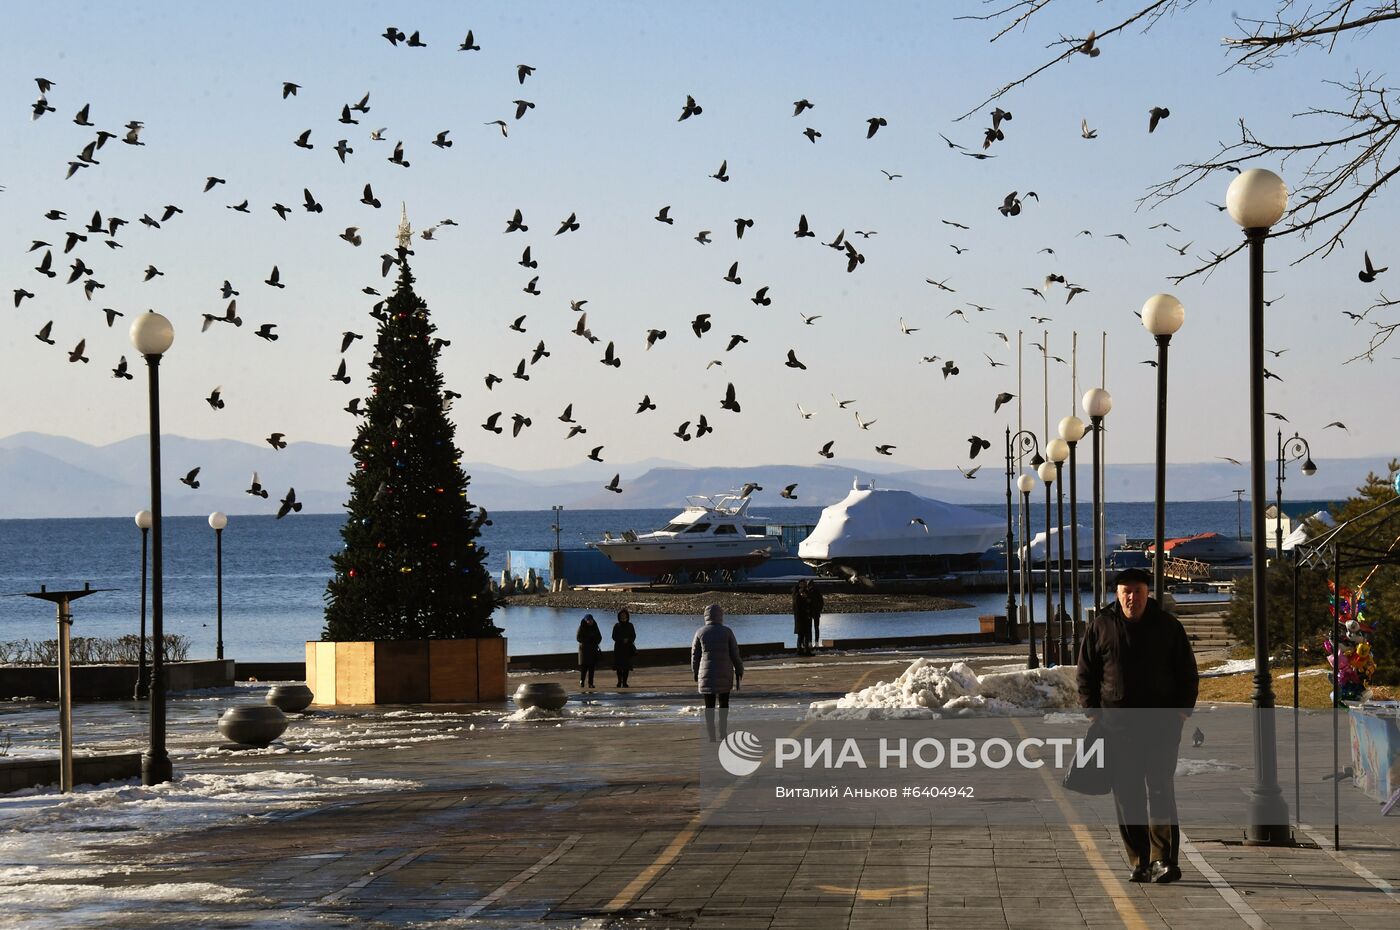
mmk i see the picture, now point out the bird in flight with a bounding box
[180,467,201,489]
[1323,421,1348,431]
[957,465,981,479]
[1359,251,1388,283]
[276,488,302,519]
[678,94,702,121]
[1080,118,1097,139]
[1148,106,1171,133]
[1216,456,1243,466]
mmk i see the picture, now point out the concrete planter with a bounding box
[218,705,288,747]
[265,684,314,713]
[304,638,508,705]
[513,682,568,711]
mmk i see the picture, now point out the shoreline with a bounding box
[496,589,973,616]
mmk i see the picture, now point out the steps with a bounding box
[1179,612,1235,649]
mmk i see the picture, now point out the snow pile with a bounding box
[500,705,568,722]
[808,658,1079,719]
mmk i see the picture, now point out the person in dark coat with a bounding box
[792,581,813,655]
[576,614,602,689]
[692,603,743,741]
[1077,567,1199,885]
[808,582,824,650]
[612,608,637,688]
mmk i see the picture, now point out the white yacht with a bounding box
[591,488,778,579]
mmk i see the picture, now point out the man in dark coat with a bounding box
[792,581,813,655]
[1077,567,1198,884]
[808,582,824,649]
[576,615,602,689]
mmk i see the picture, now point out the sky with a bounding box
[1,1,1395,483]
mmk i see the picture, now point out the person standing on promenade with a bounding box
[692,603,743,741]
[576,614,602,689]
[792,581,812,655]
[612,608,637,688]
[1077,567,1199,884]
[808,581,824,651]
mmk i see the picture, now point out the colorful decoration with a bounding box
[1326,580,1379,701]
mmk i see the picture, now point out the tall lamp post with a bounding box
[1143,293,1185,606]
[131,310,174,787]
[1017,473,1039,669]
[1227,166,1292,845]
[1005,429,1042,645]
[1059,415,1086,658]
[1277,429,1315,816]
[208,512,228,661]
[1036,459,1058,666]
[1082,389,1113,615]
[1047,439,1071,663]
[134,510,152,700]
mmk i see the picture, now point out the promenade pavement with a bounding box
[3,643,1398,929]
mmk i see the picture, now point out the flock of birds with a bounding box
[9,23,1384,507]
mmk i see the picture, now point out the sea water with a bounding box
[0,502,1318,661]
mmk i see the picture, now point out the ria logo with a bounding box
[717,730,764,776]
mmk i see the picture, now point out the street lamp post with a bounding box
[1037,460,1058,666]
[1275,432,1316,558]
[131,310,175,787]
[1227,166,1292,846]
[1018,473,1038,669]
[1059,415,1086,658]
[1082,389,1113,616]
[1143,293,1185,606]
[1047,439,1071,663]
[208,512,228,661]
[1005,429,1042,646]
[134,510,152,700]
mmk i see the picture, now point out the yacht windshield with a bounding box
[684,523,712,533]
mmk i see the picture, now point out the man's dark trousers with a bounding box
[1107,712,1183,869]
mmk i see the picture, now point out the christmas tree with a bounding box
[322,208,498,641]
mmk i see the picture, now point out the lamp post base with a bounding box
[1243,789,1294,846]
[141,751,173,786]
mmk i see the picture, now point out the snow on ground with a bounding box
[808,658,1079,719]
[1201,657,1274,677]
[0,770,415,866]
[1176,758,1243,777]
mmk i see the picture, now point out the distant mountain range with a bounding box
[0,431,1391,518]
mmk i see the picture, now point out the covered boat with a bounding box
[1022,524,1128,566]
[1146,531,1252,563]
[798,479,1003,580]
[590,488,778,579]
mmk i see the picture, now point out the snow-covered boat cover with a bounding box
[797,479,1004,560]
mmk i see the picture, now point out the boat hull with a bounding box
[593,541,776,577]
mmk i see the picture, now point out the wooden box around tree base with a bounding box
[304,638,508,705]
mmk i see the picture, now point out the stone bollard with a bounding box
[266,683,314,714]
[513,682,568,711]
[218,705,288,747]
[525,568,537,591]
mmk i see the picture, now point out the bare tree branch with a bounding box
[954,0,1183,121]
[1345,293,1400,362]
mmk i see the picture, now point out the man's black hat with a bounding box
[1113,567,1152,587]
